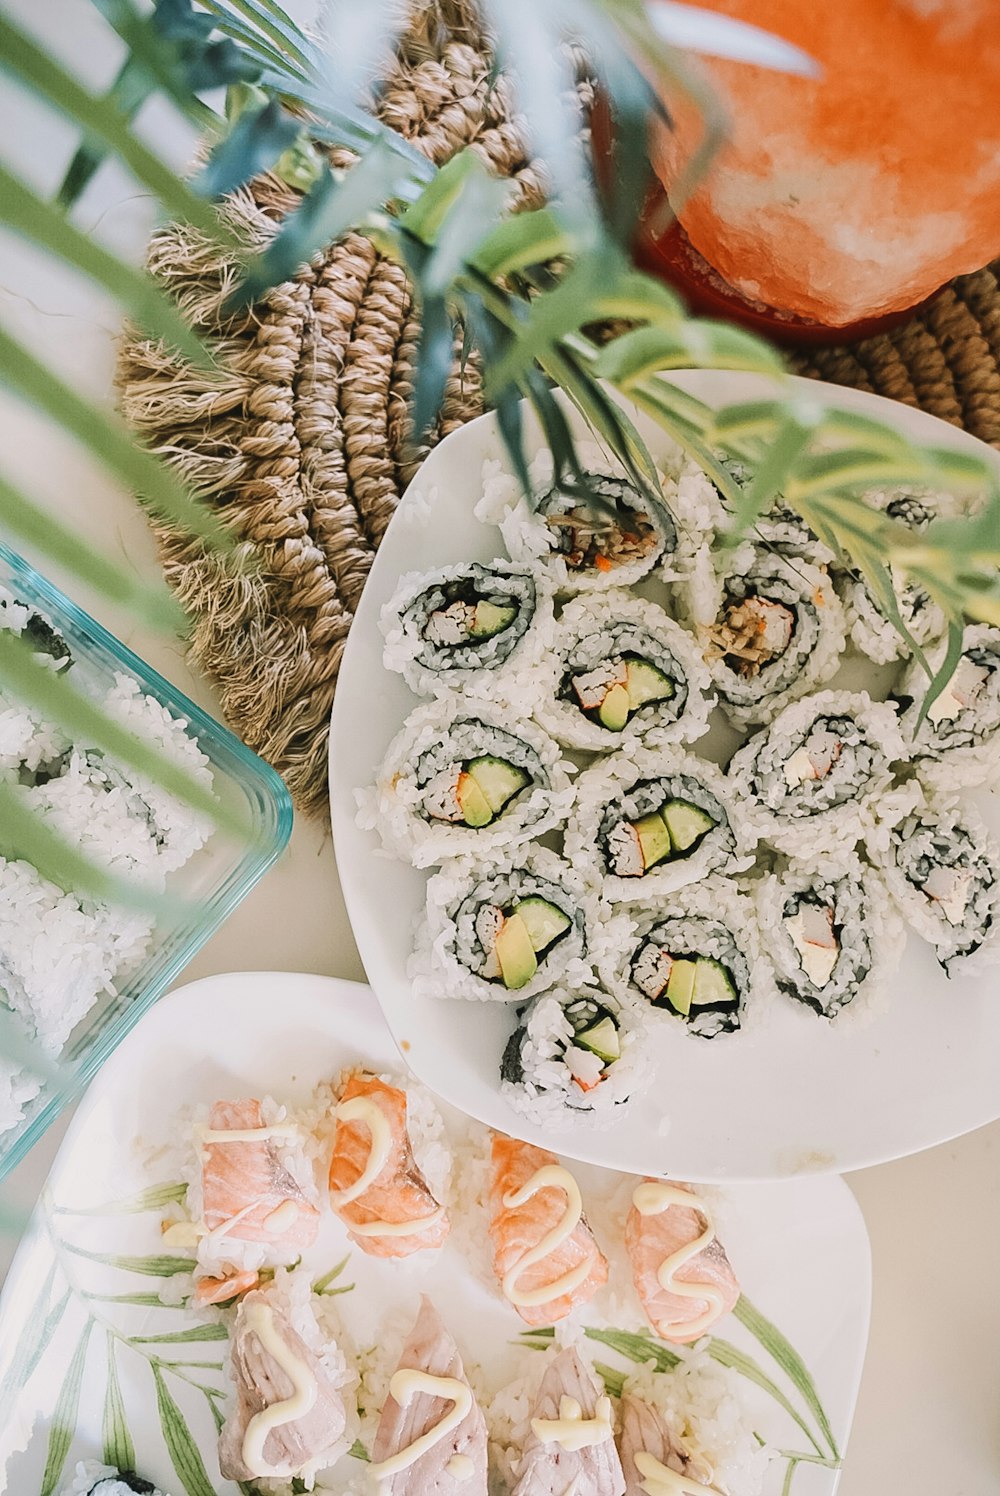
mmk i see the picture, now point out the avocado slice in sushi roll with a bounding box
[482,896,574,990]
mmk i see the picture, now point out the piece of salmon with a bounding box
[625,1180,740,1343]
[618,1393,719,1496]
[511,1347,624,1496]
[201,1099,319,1252]
[328,1073,449,1259]
[370,1296,488,1496]
[489,1134,608,1328]
[218,1279,348,1483]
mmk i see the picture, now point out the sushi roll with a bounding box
[599,880,768,1038]
[708,454,836,565]
[727,690,906,857]
[499,985,650,1126]
[895,624,1000,790]
[380,561,553,700]
[60,1465,168,1496]
[361,696,574,867]
[476,443,680,594]
[564,749,756,902]
[533,591,714,753]
[837,485,961,664]
[866,785,1000,975]
[755,856,905,1021]
[682,545,845,728]
[410,847,596,1002]
[489,1135,608,1325]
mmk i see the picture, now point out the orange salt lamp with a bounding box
[648,0,1000,327]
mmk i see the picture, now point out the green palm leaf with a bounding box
[0,1262,59,1411]
[152,1362,218,1496]
[131,1323,229,1344]
[733,1296,840,1459]
[103,1331,136,1473]
[39,1320,92,1496]
[64,1246,195,1276]
[56,54,153,208]
[56,1181,188,1216]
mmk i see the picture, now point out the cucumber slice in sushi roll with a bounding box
[728,690,905,857]
[565,749,756,902]
[866,785,1000,976]
[598,880,769,1039]
[837,486,962,664]
[755,856,905,1022]
[410,847,598,1002]
[361,696,574,867]
[500,985,651,1126]
[476,442,681,594]
[534,591,714,752]
[380,561,553,700]
[682,547,845,728]
[895,625,1000,791]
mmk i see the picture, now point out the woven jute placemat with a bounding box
[117,4,1000,817]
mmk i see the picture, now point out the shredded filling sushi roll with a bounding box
[756,857,904,1021]
[499,985,650,1124]
[709,455,835,565]
[686,548,845,728]
[369,1296,488,1495]
[837,485,962,664]
[489,1134,608,1325]
[380,561,552,699]
[60,1465,168,1496]
[895,624,1000,790]
[411,848,595,1002]
[625,1180,740,1343]
[866,787,1000,975]
[506,1347,624,1496]
[600,881,765,1039]
[218,1272,353,1484]
[727,690,905,857]
[566,750,756,901]
[169,1097,321,1304]
[618,1393,719,1496]
[534,591,713,752]
[363,697,574,867]
[328,1071,449,1258]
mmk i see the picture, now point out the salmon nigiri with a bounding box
[625,1179,739,1343]
[328,1072,449,1259]
[201,1099,320,1254]
[489,1134,608,1327]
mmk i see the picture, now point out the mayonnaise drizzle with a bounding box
[330,1095,393,1206]
[531,1394,614,1451]
[263,1199,301,1237]
[632,1183,724,1338]
[201,1122,301,1145]
[501,1165,591,1308]
[241,1301,318,1477]
[446,1453,474,1482]
[349,1206,445,1238]
[368,1370,473,1480]
[634,1450,720,1496]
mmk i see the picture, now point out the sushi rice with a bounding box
[564,748,757,902]
[598,879,773,1039]
[409,845,600,1003]
[865,783,1000,976]
[532,590,714,753]
[727,690,906,858]
[681,544,846,728]
[499,984,652,1128]
[475,442,691,594]
[358,695,574,867]
[755,855,905,1024]
[380,561,554,701]
[895,624,1000,791]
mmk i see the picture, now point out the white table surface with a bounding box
[1,4,998,1492]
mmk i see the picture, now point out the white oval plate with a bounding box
[0,973,868,1496]
[329,371,1000,1180]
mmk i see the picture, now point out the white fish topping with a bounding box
[425,602,476,646]
[632,943,673,1001]
[240,1301,319,1477]
[924,865,973,925]
[926,656,989,725]
[421,767,464,823]
[785,905,839,987]
[608,820,644,877]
